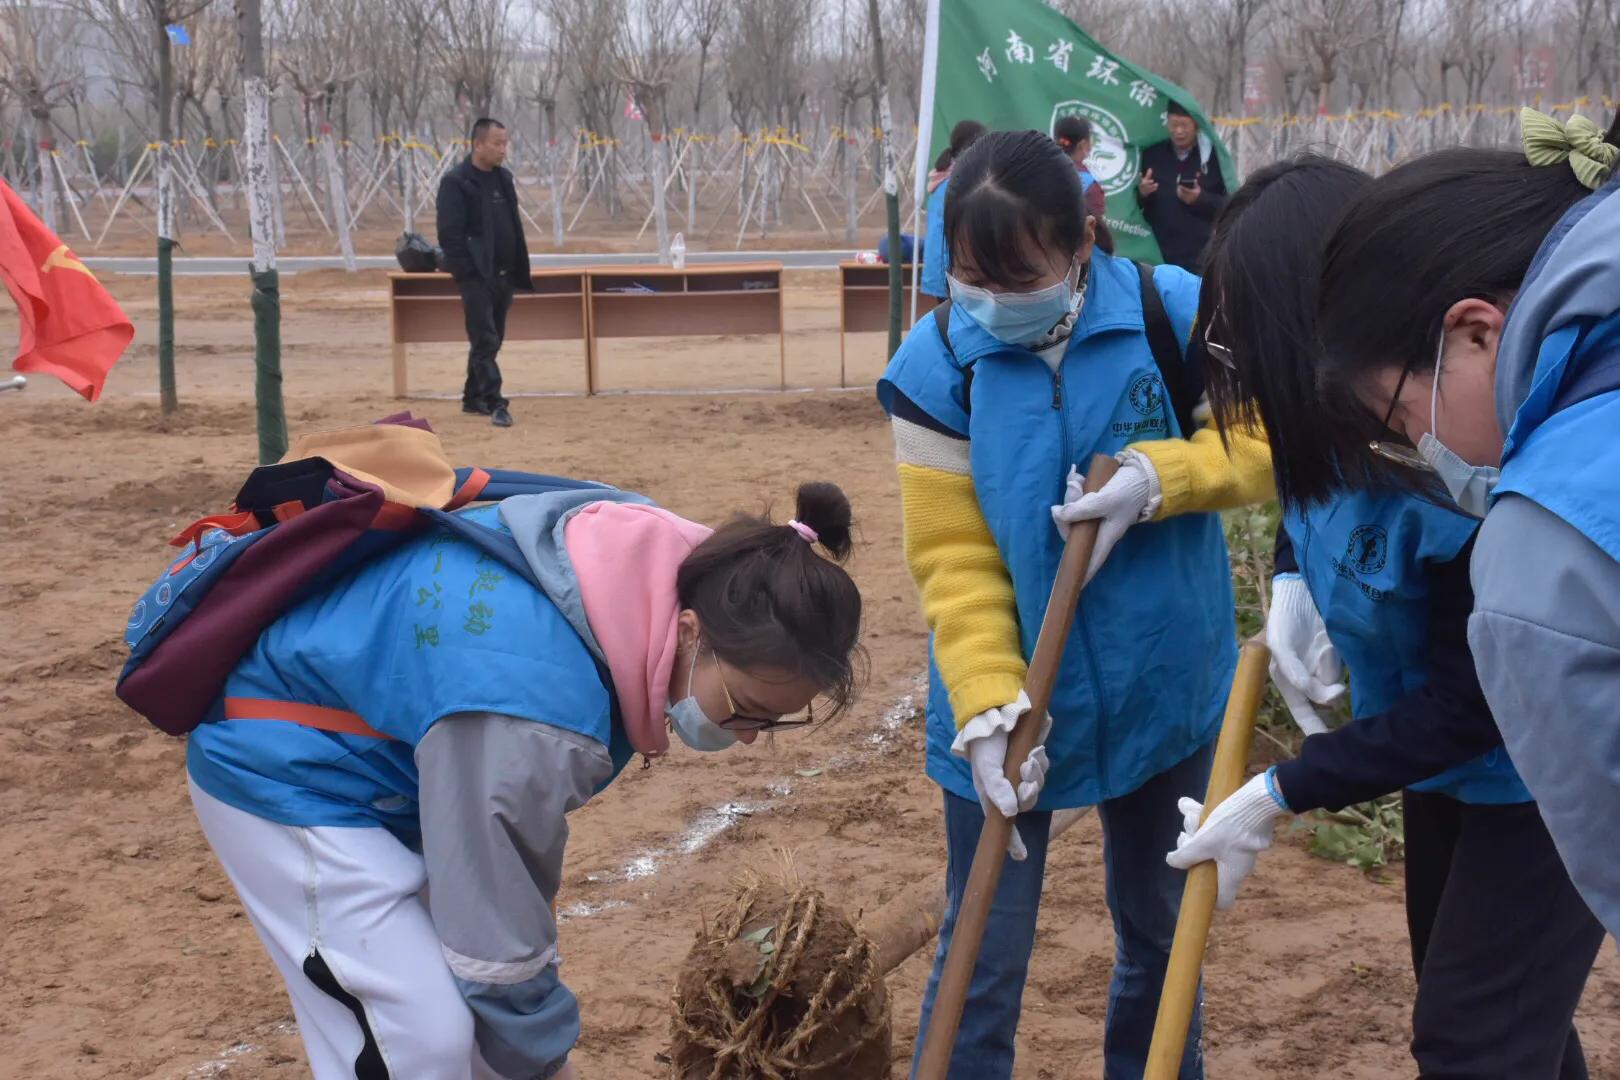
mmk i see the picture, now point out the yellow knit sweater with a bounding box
[899,420,1273,727]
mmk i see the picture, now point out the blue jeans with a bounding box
[911,743,1214,1080]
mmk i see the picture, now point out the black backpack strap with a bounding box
[932,299,979,417]
[1135,260,1202,437]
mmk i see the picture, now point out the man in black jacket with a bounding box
[436,118,532,427]
[1135,101,1228,271]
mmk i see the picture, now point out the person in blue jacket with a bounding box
[919,119,986,299]
[1304,109,1620,943]
[879,129,1275,1079]
[186,481,864,1080]
[1169,153,1603,1078]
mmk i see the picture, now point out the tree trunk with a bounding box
[36,128,58,234]
[237,0,286,464]
[157,15,178,415]
[843,103,857,245]
[868,0,902,359]
[321,122,358,271]
[648,98,671,262]
[545,103,563,247]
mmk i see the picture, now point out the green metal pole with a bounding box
[251,267,286,462]
[157,234,177,412]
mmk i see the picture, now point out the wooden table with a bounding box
[387,263,788,396]
[586,262,786,391]
[838,262,939,386]
[387,270,590,397]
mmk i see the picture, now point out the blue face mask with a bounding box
[947,260,1084,346]
[666,644,738,753]
[1416,338,1499,518]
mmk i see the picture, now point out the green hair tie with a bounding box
[1521,107,1618,191]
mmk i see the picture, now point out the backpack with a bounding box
[395,230,444,273]
[118,414,613,738]
[932,259,1204,436]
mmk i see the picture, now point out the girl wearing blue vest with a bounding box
[1053,115,1114,254]
[1169,153,1602,1078]
[878,129,1273,1079]
[1306,110,1620,945]
[920,119,986,300]
[186,482,863,1080]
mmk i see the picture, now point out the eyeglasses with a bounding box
[713,652,814,733]
[1203,307,1236,370]
[1367,328,1442,473]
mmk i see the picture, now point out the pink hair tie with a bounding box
[787,519,819,545]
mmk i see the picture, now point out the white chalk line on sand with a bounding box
[572,675,925,904]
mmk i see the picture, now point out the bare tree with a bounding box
[613,0,682,258]
[433,0,514,121]
[830,0,871,243]
[549,0,625,215]
[1174,0,1273,115]
[1440,0,1503,105]
[0,0,86,228]
[1280,0,1381,113]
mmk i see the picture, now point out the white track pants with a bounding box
[190,780,503,1079]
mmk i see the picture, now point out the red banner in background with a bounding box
[0,179,133,401]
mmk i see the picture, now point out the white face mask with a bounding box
[1415,334,1499,518]
[666,643,738,753]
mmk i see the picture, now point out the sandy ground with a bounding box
[1,270,1616,1079]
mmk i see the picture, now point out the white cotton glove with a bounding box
[1050,452,1161,584]
[1266,574,1346,737]
[953,691,1048,861]
[1165,769,1292,909]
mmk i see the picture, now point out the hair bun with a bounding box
[793,482,854,561]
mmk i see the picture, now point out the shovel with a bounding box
[913,453,1119,1079]
[1143,636,1271,1079]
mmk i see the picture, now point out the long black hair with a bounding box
[1202,153,1385,507]
[1315,110,1620,474]
[945,129,1086,287]
[933,119,987,172]
[675,482,865,717]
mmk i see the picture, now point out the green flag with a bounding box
[913,0,1235,265]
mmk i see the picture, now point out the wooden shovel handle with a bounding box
[1143,637,1271,1079]
[913,453,1119,1080]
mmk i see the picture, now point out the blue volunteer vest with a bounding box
[186,505,635,844]
[881,251,1236,809]
[1283,492,1530,804]
[920,179,950,299]
[1497,311,1620,562]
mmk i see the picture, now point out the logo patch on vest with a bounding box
[1346,525,1388,574]
[1329,524,1390,601]
[1112,374,1170,437]
[1129,373,1165,416]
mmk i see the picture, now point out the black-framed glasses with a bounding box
[1367,327,1441,472]
[713,653,814,733]
[1203,306,1236,370]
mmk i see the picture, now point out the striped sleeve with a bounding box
[889,389,1027,727]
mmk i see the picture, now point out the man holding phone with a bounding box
[1136,101,1228,270]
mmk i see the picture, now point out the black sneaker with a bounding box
[491,406,514,428]
[463,401,492,416]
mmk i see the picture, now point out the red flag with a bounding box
[1,178,133,401]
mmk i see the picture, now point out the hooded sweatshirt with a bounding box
[1466,174,1620,938]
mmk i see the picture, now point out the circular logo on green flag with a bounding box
[1051,100,1137,196]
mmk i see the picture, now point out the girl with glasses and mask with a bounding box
[877,128,1273,1079]
[186,480,863,1080]
[1305,109,1620,948]
[1171,153,1602,1080]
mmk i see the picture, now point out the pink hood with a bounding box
[563,502,713,756]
